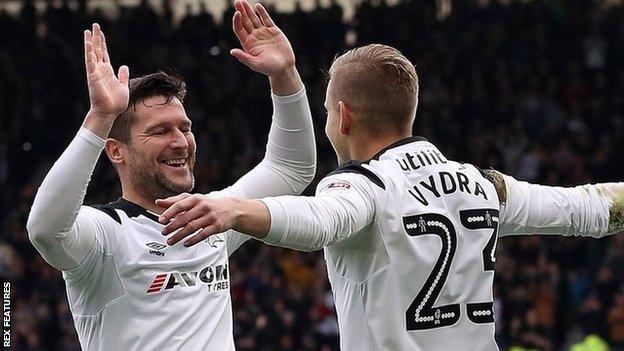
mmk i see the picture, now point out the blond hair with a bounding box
[328,44,418,134]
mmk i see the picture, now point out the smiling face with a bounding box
[118,95,196,201]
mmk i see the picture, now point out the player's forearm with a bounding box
[27,127,104,247]
[498,174,624,238]
[214,85,314,207]
[255,85,316,195]
[259,193,371,252]
[269,66,304,96]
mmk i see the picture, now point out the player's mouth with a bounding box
[160,158,189,171]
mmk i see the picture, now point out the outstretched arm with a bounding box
[27,24,129,270]
[157,173,376,249]
[486,171,624,238]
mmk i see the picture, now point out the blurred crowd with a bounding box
[1,0,624,350]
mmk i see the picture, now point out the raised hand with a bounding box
[230,0,296,79]
[84,23,129,120]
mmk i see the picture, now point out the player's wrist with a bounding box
[269,64,296,80]
[269,66,303,96]
[86,108,120,121]
[231,199,270,239]
[82,110,117,139]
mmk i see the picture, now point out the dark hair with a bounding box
[109,72,187,143]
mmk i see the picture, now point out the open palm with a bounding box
[84,23,129,119]
[231,1,295,77]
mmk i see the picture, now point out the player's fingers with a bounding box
[184,224,222,247]
[159,195,198,224]
[161,204,208,236]
[156,192,192,209]
[255,3,275,27]
[101,31,110,63]
[234,0,254,33]
[158,192,193,208]
[241,0,262,29]
[92,25,104,64]
[84,39,96,74]
[232,11,248,43]
[167,215,216,246]
[95,47,105,64]
[93,23,102,40]
[118,65,129,85]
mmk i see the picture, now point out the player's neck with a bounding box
[121,186,164,215]
[348,133,411,162]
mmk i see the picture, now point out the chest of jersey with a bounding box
[114,213,230,298]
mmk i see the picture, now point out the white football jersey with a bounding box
[65,198,243,351]
[264,135,621,350]
[27,89,316,350]
[321,137,500,350]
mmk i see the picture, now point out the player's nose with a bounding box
[169,128,189,149]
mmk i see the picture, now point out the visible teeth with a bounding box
[164,159,185,166]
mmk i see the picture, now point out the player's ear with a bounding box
[338,101,352,136]
[104,139,126,165]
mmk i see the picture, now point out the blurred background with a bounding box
[1,0,624,350]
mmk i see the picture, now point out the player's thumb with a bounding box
[118,65,130,85]
[230,49,258,68]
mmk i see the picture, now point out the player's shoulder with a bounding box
[458,163,498,186]
[323,136,434,189]
[86,198,160,225]
[370,135,496,185]
[314,162,381,199]
[327,160,386,190]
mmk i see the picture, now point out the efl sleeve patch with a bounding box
[318,180,353,194]
[328,160,385,190]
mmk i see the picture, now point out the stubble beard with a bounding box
[129,155,196,203]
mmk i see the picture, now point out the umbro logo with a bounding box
[147,242,166,250]
[146,242,167,257]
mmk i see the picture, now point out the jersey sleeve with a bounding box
[258,172,378,252]
[498,174,624,238]
[62,207,121,280]
[26,127,114,271]
[215,88,316,255]
[219,88,316,199]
